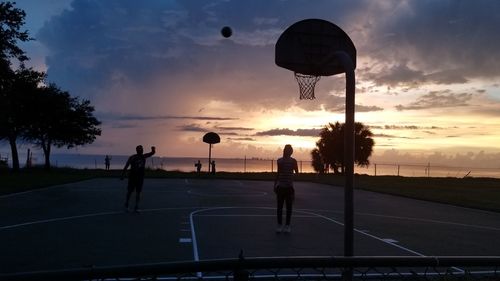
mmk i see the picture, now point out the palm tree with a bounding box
[313,122,374,174]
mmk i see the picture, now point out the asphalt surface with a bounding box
[2,178,500,274]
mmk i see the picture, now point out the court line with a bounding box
[355,212,500,232]
[0,211,121,230]
[0,206,200,230]
[188,207,464,274]
[187,190,267,197]
[189,207,425,256]
[298,208,500,232]
[0,184,66,199]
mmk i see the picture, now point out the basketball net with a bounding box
[294,72,320,100]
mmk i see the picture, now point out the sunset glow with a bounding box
[2,0,500,170]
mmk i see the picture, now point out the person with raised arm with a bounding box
[121,145,156,212]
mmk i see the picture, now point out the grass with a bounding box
[2,167,500,213]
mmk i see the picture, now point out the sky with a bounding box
[4,0,500,168]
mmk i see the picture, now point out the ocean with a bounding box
[4,153,497,178]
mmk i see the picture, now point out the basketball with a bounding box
[221,26,232,38]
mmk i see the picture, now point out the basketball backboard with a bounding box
[203,132,220,144]
[275,18,356,76]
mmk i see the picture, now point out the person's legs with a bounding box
[134,180,144,211]
[283,188,294,233]
[285,189,293,225]
[125,183,134,209]
[276,189,285,231]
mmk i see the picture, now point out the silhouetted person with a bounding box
[195,160,202,174]
[121,145,155,212]
[211,160,216,174]
[104,155,111,170]
[274,144,298,233]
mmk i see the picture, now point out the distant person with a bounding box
[104,155,111,170]
[195,160,202,174]
[121,145,156,212]
[211,160,216,174]
[274,144,299,234]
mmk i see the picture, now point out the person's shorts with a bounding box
[128,177,144,193]
[276,185,295,201]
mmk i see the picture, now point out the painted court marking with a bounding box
[189,207,424,258]
[187,190,267,197]
[188,207,466,274]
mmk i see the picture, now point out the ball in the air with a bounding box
[221,26,232,38]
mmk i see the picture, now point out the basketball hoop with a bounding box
[294,72,320,100]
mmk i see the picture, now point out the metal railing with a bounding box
[2,256,500,281]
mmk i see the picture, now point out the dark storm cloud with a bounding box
[395,91,472,111]
[36,0,370,113]
[255,128,320,137]
[367,63,468,87]
[364,0,500,85]
[34,0,500,116]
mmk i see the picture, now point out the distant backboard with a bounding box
[203,132,220,144]
[275,19,356,76]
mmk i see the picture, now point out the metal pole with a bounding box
[208,144,212,173]
[335,52,356,259]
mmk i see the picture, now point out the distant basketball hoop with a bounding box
[203,132,220,173]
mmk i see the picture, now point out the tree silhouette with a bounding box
[0,2,32,171]
[311,148,326,174]
[24,84,101,169]
[313,122,374,174]
[0,67,44,171]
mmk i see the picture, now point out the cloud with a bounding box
[396,91,472,111]
[97,112,238,121]
[177,124,207,132]
[227,137,256,141]
[361,1,500,85]
[215,126,254,131]
[373,134,421,140]
[370,125,445,130]
[255,128,320,137]
[35,0,372,116]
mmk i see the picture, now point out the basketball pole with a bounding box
[334,51,355,280]
[208,143,212,173]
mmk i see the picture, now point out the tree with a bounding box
[311,148,326,174]
[0,67,44,171]
[0,2,32,171]
[24,84,102,169]
[313,122,374,174]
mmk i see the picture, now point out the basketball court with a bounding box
[2,178,500,275]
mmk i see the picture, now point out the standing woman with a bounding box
[274,144,299,233]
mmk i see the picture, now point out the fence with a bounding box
[1,152,498,178]
[1,256,500,281]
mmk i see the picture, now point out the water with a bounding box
[3,153,499,178]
